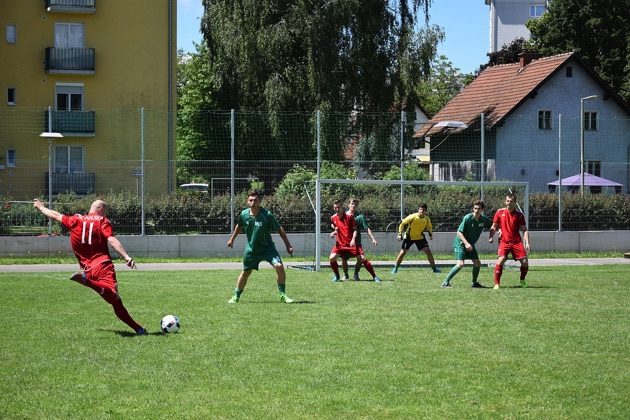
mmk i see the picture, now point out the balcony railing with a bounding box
[45,172,96,196]
[45,48,95,74]
[46,0,96,14]
[44,110,96,135]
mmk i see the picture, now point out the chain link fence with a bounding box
[1,109,628,235]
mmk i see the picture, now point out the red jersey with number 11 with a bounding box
[62,213,113,268]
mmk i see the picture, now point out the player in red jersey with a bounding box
[33,199,146,334]
[329,200,380,282]
[488,193,531,289]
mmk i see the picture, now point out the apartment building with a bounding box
[0,0,177,199]
[485,0,548,52]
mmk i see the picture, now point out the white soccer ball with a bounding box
[160,314,180,333]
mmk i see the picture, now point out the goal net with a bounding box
[306,179,529,271]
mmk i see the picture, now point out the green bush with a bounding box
[1,190,628,236]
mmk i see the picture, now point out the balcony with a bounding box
[45,48,95,74]
[45,173,96,196]
[44,110,96,136]
[46,0,96,14]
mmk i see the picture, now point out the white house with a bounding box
[414,52,630,193]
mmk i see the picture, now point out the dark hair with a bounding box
[333,199,342,206]
[506,193,516,201]
[473,200,485,209]
[248,191,261,199]
[419,203,428,210]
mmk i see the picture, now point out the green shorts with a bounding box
[243,247,283,271]
[454,245,479,261]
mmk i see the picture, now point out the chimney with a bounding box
[519,52,541,68]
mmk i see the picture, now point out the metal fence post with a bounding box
[315,110,321,271]
[558,113,562,232]
[140,108,145,236]
[400,111,405,221]
[230,109,235,233]
[480,112,485,201]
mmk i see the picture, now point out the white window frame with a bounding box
[6,24,16,43]
[7,149,16,167]
[584,111,598,131]
[538,110,552,130]
[529,4,546,17]
[55,83,84,111]
[54,145,84,174]
[54,22,85,48]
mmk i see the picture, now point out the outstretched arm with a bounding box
[107,236,136,268]
[33,199,63,223]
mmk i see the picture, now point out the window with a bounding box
[7,88,16,105]
[6,24,16,43]
[7,149,16,167]
[54,146,83,174]
[529,4,546,17]
[538,110,552,129]
[584,111,598,131]
[54,23,85,48]
[586,161,601,176]
[565,66,573,78]
[56,84,83,111]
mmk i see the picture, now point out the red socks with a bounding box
[494,264,503,285]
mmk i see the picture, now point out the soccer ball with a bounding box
[160,314,180,333]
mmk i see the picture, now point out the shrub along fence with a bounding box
[1,189,628,236]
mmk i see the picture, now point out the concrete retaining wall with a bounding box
[1,231,628,257]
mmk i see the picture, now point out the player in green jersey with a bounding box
[441,200,492,288]
[227,191,294,303]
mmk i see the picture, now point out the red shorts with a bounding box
[331,245,365,259]
[497,241,527,260]
[84,261,119,304]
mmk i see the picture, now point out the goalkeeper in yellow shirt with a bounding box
[392,203,441,274]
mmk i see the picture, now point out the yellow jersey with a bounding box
[398,213,433,240]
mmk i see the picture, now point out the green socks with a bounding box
[443,265,461,285]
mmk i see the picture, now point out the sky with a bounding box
[177,0,490,75]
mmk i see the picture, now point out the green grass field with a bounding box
[1,264,629,418]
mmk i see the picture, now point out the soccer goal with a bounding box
[312,179,529,271]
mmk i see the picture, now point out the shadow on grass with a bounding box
[110,329,166,337]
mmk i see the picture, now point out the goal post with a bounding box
[314,179,529,271]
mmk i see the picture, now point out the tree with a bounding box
[477,38,533,73]
[201,0,438,112]
[417,55,470,115]
[199,0,443,161]
[527,0,630,102]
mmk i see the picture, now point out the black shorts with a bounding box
[401,237,429,250]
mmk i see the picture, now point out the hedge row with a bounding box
[1,189,628,235]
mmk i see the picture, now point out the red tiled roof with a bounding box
[415,52,574,137]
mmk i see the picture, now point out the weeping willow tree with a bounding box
[179,0,443,168]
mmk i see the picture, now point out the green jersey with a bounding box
[453,213,492,248]
[349,211,369,246]
[238,207,281,254]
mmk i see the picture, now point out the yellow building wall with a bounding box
[0,0,177,200]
